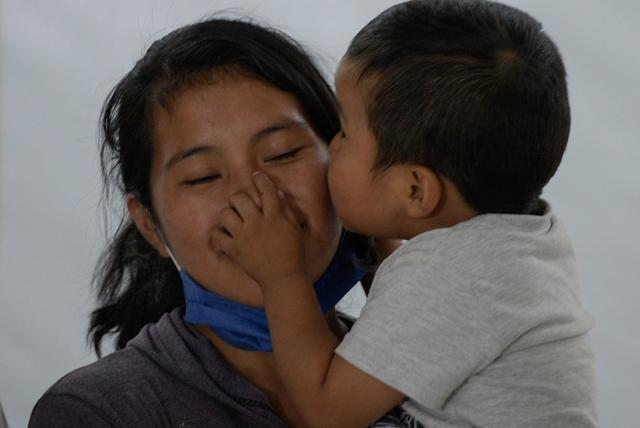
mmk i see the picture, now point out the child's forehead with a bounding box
[335,58,380,102]
[334,63,366,121]
[334,58,358,91]
[336,58,374,86]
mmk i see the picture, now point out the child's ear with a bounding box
[127,194,170,258]
[402,165,443,218]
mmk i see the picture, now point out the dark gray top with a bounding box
[29,308,406,428]
[29,308,289,427]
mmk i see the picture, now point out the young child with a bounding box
[214,1,596,426]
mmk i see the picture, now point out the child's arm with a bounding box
[214,172,404,427]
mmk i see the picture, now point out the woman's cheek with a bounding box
[165,194,217,251]
[302,161,335,220]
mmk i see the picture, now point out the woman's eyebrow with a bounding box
[164,145,217,171]
[250,119,309,145]
[164,119,308,171]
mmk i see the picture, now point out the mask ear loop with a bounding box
[146,208,182,272]
[163,241,182,272]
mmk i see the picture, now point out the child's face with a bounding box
[328,59,404,239]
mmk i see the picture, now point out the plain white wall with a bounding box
[1,1,638,427]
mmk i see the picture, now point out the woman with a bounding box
[29,18,399,427]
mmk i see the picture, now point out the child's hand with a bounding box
[213,172,308,288]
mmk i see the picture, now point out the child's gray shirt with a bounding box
[336,201,596,427]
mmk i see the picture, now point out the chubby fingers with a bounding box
[228,192,261,222]
[252,172,301,227]
[212,205,240,257]
[252,172,283,217]
[218,206,243,236]
[213,192,258,258]
[211,222,234,258]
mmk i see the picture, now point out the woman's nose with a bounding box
[229,167,264,208]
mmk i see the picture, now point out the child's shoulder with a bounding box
[378,202,574,295]
[404,202,566,258]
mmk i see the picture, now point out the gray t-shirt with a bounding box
[336,203,596,427]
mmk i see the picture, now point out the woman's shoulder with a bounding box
[35,309,186,405]
[30,309,288,427]
[29,347,151,427]
[29,310,183,427]
[45,345,149,394]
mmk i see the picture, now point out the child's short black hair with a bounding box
[346,0,570,214]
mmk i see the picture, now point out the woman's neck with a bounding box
[195,309,348,426]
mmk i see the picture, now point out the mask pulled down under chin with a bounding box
[178,235,365,352]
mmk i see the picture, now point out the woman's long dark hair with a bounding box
[90,18,373,356]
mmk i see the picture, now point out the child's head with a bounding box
[330,0,570,224]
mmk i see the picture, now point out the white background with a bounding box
[1,1,638,427]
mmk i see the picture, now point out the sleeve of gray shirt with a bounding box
[336,253,496,410]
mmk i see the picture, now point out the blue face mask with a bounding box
[171,235,364,352]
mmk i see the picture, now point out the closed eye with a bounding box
[183,175,221,186]
[266,147,303,162]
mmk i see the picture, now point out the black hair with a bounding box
[90,18,371,356]
[346,0,571,214]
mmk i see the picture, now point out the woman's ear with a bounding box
[127,194,170,258]
[403,165,443,218]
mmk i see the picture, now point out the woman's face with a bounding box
[146,75,341,307]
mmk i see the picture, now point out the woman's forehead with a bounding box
[152,79,312,144]
[160,78,304,121]
[149,79,325,172]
